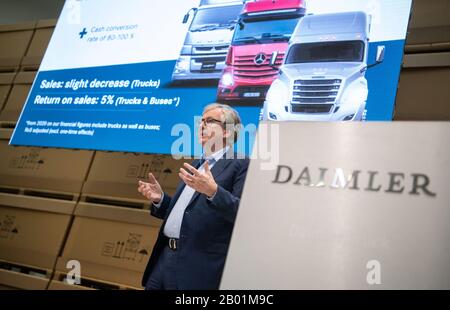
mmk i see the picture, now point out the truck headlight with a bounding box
[266,79,288,106]
[221,72,234,87]
[341,79,368,106]
[175,56,190,72]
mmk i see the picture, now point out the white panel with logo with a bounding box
[221,121,450,289]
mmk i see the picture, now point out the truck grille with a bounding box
[291,104,334,114]
[234,53,284,79]
[193,45,229,54]
[291,79,341,113]
[191,56,226,73]
[193,57,226,63]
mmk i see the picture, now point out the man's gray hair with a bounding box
[203,103,242,143]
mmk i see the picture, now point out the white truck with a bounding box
[171,1,245,82]
[261,11,385,121]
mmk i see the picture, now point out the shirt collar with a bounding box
[204,146,230,162]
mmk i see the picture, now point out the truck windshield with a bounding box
[190,5,243,32]
[232,17,301,45]
[285,41,365,63]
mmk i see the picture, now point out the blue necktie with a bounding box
[197,156,215,169]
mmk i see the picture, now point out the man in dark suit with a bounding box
[138,103,249,290]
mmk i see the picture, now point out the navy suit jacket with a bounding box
[141,149,249,289]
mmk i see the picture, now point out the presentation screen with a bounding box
[10,0,412,155]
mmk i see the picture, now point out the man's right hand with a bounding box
[137,172,163,204]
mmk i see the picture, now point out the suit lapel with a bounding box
[165,148,235,215]
[186,148,234,207]
[167,158,200,210]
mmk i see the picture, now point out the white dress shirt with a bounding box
[154,146,229,239]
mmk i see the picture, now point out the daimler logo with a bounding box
[254,53,266,65]
[271,165,437,197]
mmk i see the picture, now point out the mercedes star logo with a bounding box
[254,53,266,65]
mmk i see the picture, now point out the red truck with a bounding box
[217,0,306,104]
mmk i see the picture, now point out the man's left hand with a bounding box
[179,162,218,198]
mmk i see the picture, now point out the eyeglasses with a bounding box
[197,117,224,127]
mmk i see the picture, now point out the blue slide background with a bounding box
[365,39,405,120]
[10,39,405,156]
[10,60,260,156]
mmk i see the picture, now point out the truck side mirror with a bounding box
[182,13,190,24]
[183,8,197,24]
[376,45,385,63]
[269,51,279,67]
[228,19,237,30]
[367,45,386,69]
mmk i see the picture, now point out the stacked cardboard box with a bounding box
[0,139,94,289]
[50,151,186,289]
[0,72,15,112]
[0,71,36,138]
[0,22,35,72]
[21,19,56,71]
